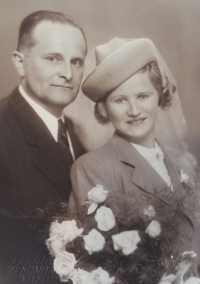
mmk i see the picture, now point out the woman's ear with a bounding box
[12,51,26,77]
[97,101,109,120]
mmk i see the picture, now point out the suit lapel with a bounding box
[9,89,70,196]
[109,133,176,199]
[33,141,71,197]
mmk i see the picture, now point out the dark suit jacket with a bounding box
[70,132,197,254]
[0,88,85,284]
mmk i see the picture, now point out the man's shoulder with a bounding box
[0,95,11,115]
[0,97,14,132]
[0,90,25,148]
[0,88,19,116]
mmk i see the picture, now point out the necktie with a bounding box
[57,119,73,166]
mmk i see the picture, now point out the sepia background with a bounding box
[1,0,200,162]
[1,0,200,270]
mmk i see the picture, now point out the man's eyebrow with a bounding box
[71,56,84,61]
[45,53,63,58]
[45,53,85,61]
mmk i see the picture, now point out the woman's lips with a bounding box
[126,118,146,125]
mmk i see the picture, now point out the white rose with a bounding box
[112,230,140,255]
[145,220,161,238]
[46,220,83,256]
[72,268,90,284]
[50,219,83,244]
[159,273,177,284]
[83,229,105,255]
[184,277,200,284]
[182,251,197,258]
[46,238,65,257]
[87,185,108,203]
[54,251,76,281]
[88,267,115,284]
[95,206,116,231]
[143,205,155,218]
[180,170,189,183]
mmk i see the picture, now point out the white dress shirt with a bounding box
[19,85,75,160]
[131,141,173,191]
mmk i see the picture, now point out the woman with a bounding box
[69,38,197,250]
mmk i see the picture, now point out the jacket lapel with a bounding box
[9,89,70,196]
[33,142,71,197]
[159,142,181,190]
[109,133,176,199]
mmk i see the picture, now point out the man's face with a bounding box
[21,21,87,116]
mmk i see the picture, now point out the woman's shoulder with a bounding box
[72,140,118,170]
[164,145,197,177]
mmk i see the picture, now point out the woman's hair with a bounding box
[94,61,176,124]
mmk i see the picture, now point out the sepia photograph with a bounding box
[0,0,200,283]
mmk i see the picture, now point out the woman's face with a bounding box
[104,71,159,147]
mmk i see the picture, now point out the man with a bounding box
[0,10,87,283]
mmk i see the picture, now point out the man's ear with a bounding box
[97,101,109,120]
[12,51,26,77]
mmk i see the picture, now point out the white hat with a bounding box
[82,38,157,102]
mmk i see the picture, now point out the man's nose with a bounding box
[58,62,73,81]
[127,101,141,117]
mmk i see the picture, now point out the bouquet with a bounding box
[45,179,200,284]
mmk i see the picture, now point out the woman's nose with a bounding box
[58,62,73,81]
[127,101,141,117]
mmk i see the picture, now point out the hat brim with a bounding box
[82,38,157,102]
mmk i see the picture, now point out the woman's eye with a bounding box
[115,98,126,103]
[138,94,148,100]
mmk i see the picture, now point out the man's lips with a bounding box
[126,118,146,125]
[52,84,73,89]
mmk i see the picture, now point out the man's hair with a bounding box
[94,61,176,124]
[17,10,87,51]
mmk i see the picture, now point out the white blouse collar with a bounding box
[131,141,164,160]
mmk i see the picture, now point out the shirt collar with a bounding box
[19,84,63,141]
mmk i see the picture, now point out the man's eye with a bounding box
[46,57,60,63]
[72,59,83,66]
